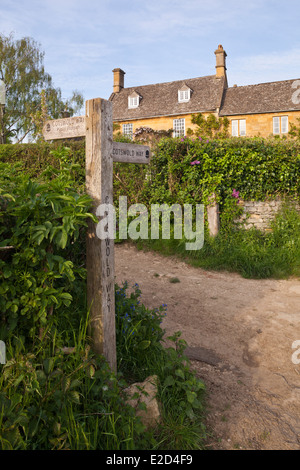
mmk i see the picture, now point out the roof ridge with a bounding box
[227,78,300,90]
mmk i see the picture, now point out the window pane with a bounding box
[123,123,133,139]
[173,118,185,137]
[232,120,238,137]
[178,89,190,102]
[281,116,288,133]
[239,119,246,136]
[273,117,280,134]
[128,96,139,108]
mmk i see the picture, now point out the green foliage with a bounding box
[112,136,300,209]
[159,332,205,420]
[133,126,173,145]
[112,135,300,280]
[0,141,85,181]
[0,284,207,450]
[0,326,145,450]
[115,282,167,381]
[190,113,229,139]
[156,332,206,450]
[289,117,300,140]
[137,203,300,279]
[152,136,300,204]
[115,284,207,449]
[0,149,93,340]
[0,148,207,450]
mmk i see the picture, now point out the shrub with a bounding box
[0,328,145,450]
[0,149,207,450]
[115,282,167,382]
[0,151,94,341]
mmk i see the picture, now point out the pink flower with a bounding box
[190,160,200,165]
[232,189,239,199]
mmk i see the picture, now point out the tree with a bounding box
[0,33,84,143]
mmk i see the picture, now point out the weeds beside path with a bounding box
[115,242,300,450]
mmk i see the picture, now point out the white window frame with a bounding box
[239,119,246,136]
[122,123,133,139]
[273,116,288,134]
[128,95,139,109]
[173,118,185,137]
[178,89,190,103]
[231,119,246,137]
[232,120,239,137]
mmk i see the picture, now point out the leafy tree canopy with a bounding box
[0,33,84,143]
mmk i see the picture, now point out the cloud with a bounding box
[230,48,300,85]
[1,0,299,104]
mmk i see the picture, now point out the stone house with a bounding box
[109,45,300,139]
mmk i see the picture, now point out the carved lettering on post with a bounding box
[85,98,116,370]
[43,116,86,140]
[43,100,150,372]
[112,142,150,164]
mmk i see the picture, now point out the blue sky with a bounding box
[0,0,299,113]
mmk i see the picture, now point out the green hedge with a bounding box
[1,136,300,210]
[111,137,300,217]
[145,136,300,204]
[0,141,85,178]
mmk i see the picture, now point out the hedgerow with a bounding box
[0,149,207,450]
[2,137,300,209]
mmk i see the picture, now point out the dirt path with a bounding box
[115,243,300,450]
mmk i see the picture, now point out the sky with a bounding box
[0,0,299,114]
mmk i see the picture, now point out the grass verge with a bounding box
[135,204,300,280]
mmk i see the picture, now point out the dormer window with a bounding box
[128,91,141,109]
[178,85,191,103]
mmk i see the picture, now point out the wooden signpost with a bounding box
[43,98,150,372]
[0,80,5,145]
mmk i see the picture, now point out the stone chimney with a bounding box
[214,45,227,86]
[112,68,125,93]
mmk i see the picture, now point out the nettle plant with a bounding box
[0,148,96,341]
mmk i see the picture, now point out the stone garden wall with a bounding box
[238,198,300,231]
[207,197,300,236]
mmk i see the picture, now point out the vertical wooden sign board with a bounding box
[85,98,116,371]
[43,98,150,372]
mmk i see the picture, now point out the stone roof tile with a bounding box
[110,75,226,121]
[219,79,300,115]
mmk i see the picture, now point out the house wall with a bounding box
[113,112,214,136]
[114,110,300,139]
[227,111,300,138]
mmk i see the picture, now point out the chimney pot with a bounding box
[214,44,227,86]
[113,68,125,93]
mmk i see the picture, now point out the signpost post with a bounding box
[43,98,150,371]
[0,80,6,144]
